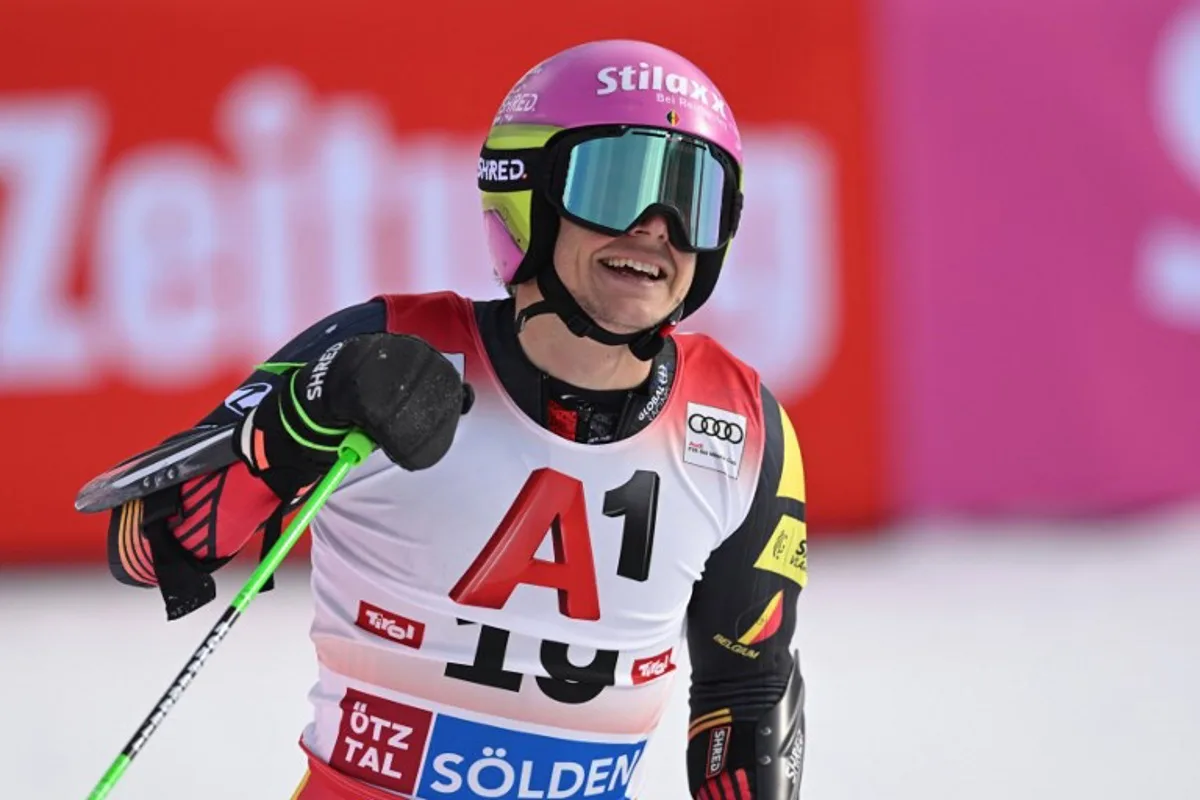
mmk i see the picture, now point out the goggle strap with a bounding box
[478,146,542,193]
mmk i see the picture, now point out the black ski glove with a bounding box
[238,333,473,498]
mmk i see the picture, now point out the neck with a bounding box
[512,284,654,391]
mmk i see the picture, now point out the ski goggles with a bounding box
[545,126,742,253]
[478,126,742,254]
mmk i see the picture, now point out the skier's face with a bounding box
[553,214,696,335]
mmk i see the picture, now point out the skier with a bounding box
[99,39,808,799]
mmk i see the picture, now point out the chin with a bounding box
[596,310,666,335]
[607,321,655,336]
[581,292,675,335]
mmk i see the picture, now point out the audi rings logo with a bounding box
[684,403,747,478]
[689,413,744,443]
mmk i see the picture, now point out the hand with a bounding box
[239,333,472,493]
[299,333,471,470]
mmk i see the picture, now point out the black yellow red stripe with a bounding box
[738,590,784,645]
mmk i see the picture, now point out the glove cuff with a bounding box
[235,370,347,498]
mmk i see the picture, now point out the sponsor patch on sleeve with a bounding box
[753,515,808,587]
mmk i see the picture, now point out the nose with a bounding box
[629,212,670,241]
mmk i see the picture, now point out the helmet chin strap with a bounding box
[515,263,683,361]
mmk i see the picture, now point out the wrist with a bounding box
[236,371,348,494]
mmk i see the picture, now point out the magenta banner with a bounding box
[875,0,1200,515]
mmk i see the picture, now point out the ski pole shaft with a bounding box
[87,431,375,800]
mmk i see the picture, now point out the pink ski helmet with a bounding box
[478,39,744,322]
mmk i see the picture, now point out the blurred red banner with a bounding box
[0,0,885,562]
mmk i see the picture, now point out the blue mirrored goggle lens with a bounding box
[560,130,731,251]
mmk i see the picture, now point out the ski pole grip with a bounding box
[338,430,376,466]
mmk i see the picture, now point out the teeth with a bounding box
[602,258,661,278]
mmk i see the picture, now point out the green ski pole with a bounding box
[87,430,376,800]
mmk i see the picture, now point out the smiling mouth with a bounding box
[599,256,666,281]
